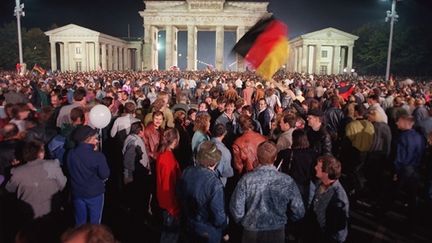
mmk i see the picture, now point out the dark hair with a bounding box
[318,155,342,180]
[152,98,166,111]
[187,108,197,117]
[239,114,254,131]
[11,103,30,119]
[73,87,87,102]
[282,114,297,128]
[368,94,379,102]
[61,224,116,243]
[159,128,179,152]
[257,141,277,165]
[241,105,254,115]
[1,123,19,139]
[152,110,164,119]
[216,96,227,105]
[212,123,227,137]
[70,107,85,123]
[101,96,113,107]
[354,104,366,117]
[124,102,136,114]
[22,140,44,162]
[225,99,235,107]
[130,121,143,135]
[292,129,310,149]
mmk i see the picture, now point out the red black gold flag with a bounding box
[338,82,355,101]
[32,64,46,75]
[233,15,289,80]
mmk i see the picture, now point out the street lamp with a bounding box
[384,0,399,81]
[14,0,25,66]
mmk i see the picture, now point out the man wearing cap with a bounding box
[177,141,228,243]
[230,141,304,243]
[67,125,110,226]
[306,109,332,156]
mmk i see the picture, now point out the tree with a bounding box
[353,21,432,76]
[0,22,50,71]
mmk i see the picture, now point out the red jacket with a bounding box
[232,130,267,174]
[143,122,162,161]
[156,150,181,217]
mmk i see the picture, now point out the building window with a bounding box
[321,50,328,58]
[320,65,327,75]
[76,47,81,54]
[76,62,82,72]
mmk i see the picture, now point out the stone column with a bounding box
[124,49,129,70]
[95,42,100,71]
[114,46,119,70]
[298,46,302,72]
[119,47,124,71]
[332,45,341,74]
[107,44,113,70]
[101,43,107,70]
[166,25,179,69]
[236,26,245,71]
[301,44,307,72]
[340,46,346,72]
[50,42,57,71]
[143,25,159,70]
[64,42,70,71]
[347,45,353,72]
[136,47,142,71]
[187,25,197,70]
[315,44,321,74]
[59,43,64,71]
[215,25,224,70]
[81,41,87,72]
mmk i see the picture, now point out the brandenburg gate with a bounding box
[140,0,269,71]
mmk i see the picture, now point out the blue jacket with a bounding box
[177,166,227,243]
[230,165,305,231]
[67,143,110,198]
[394,129,425,173]
[310,180,349,243]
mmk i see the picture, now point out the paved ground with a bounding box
[100,195,432,243]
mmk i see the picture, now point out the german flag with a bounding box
[233,16,289,80]
[32,64,46,75]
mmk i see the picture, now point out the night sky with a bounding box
[1,0,431,69]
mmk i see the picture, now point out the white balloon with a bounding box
[89,104,112,129]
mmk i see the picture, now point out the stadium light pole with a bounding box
[14,0,25,65]
[384,0,399,81]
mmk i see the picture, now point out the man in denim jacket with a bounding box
[230,141,305,243]
[177,141,227,243]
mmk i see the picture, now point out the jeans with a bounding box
[160,210,179,243]
[73,194,104,226]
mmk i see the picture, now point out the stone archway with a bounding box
[140,0,269,71]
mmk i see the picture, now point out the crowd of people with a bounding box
[0,69,431,243]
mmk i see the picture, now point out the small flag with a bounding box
[32,64,46,75]
[233,15,289,80]
[338,82,355,101]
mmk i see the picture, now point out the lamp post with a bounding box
[14,0,25,66]
[385,0,399,81]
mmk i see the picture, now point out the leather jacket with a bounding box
[143,122,162,161]
[306,125,332,156]
[325,107,345,134]
[232,130,267,174]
